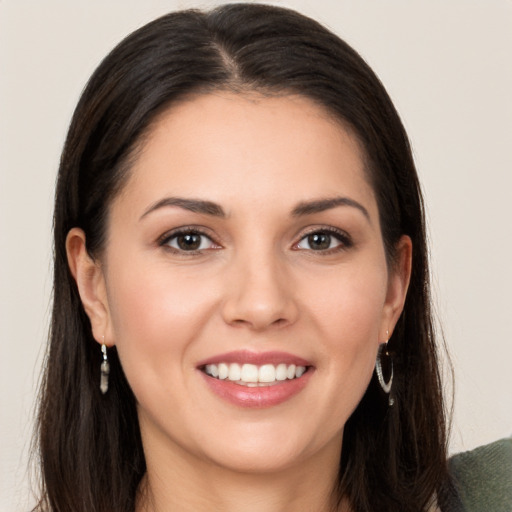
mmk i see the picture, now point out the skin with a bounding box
[67,92,412,512]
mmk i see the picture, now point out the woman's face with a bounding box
[81,93,410,474]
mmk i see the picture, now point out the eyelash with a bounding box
[157,226,353,255]
[158,227,220,254]
[294,227,353,254]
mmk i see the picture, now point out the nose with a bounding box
[221,250,299,331]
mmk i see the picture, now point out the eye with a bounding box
[160,229,219,252]
[295,229,351,252]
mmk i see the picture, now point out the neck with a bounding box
[136,432,347,512]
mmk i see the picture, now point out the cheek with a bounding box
[104,261,217,382]
[308,262,387,335]
[107,256,211,327]
[303,263,387,383]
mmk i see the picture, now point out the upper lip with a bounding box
[196,350,312,368]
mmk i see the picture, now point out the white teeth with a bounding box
[276,363,288,381]
[205,364,219,378]
[229,363,241,381]
[240,364,259,383]
[218,363,229,380]
[258,364,276,382]
[203,362,308,384]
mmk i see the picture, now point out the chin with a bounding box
[203,442,312,475]
[190,417,342,475]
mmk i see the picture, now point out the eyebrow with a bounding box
[139,197,226,221]
[291,196,370,220]
[139,195,370,222]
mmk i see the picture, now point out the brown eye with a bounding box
[295,229,351,252]
[163,231,216,252]
[307,233,331,250]
[176,233,202,250]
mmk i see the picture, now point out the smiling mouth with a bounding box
[201,363,309,387]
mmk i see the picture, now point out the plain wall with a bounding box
[1,0,511,509]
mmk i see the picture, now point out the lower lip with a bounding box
[200,370,313,408]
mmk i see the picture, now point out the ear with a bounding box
[380,235,412,341]
[66,228,113,347]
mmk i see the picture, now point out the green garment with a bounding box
[447,437,512,512]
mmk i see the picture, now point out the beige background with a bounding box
[1,0,511,509]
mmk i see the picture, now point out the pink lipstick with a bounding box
[197,350,314,408]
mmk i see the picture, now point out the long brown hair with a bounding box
[35,4,452,511]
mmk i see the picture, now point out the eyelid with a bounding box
[292,225,353,251]
[157,226,222,251]
[156,224,352,254]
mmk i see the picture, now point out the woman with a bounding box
[35,4,459,511]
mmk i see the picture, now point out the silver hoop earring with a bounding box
[100,343,110,394]
[375,342,394,406]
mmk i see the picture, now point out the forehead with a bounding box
[116,92,377,219]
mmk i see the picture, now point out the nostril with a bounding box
[229,317,289,330]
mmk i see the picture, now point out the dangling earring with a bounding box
[375,331,394,406]
[100,340,110,395]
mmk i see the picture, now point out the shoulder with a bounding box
[448,437,512,512]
